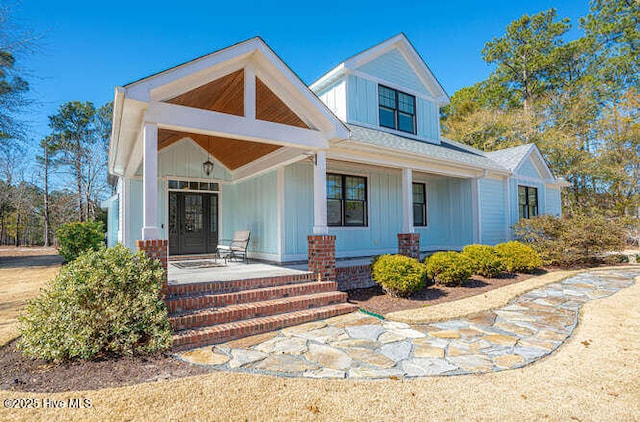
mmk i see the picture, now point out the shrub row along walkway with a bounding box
[176,269,637,379]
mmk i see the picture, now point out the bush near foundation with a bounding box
[461,244,505,278]
[424,251,474,286]
[371,254,427,298]
[18,244,171,361]
[513,214,627,266]
[56,221,105,262]
[494,241,542,273]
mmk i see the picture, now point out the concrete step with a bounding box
[172,303,359,350]
[169,291,349,331]
[166,272,316,298]
[166,281,339,314]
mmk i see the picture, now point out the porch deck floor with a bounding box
[168,260,311,285]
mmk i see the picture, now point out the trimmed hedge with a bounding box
[462,244,505,278]
[371,254,427,298]
[56,221,105,262]
[18,244,171,361]
[494,241,542,273]
[425,251,474,286]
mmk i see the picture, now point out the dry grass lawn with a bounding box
[0,247,61,346]
[0,254,638,421]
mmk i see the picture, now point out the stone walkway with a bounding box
[176,269,638,379]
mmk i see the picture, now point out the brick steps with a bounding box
[166,281,339,314]
[170,291,348,331]
[166,272,316,298]
[172,303,359,350]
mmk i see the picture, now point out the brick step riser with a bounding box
[172,304,359,351]
[170,292,348,331]
[166,273,317,298]
[167,281,338,314]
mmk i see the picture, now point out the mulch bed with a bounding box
[347,272,539,316]
[0,339,210,393]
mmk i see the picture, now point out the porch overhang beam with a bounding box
[231,147,307,183]
[146,101,330,150]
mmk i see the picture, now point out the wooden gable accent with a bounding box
[256,77,309,128]
[165,69,245,116]
[158,129,281,170]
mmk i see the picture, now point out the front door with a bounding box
[169,192,218,255]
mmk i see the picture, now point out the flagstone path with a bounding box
[176,269,638,379]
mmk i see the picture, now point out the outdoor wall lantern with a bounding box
[203,136,215,176]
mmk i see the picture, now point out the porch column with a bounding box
[398,168,420,259]
[141,122,160,240]
[313,151,328,234]
[471,177,481,243]
[401,167,414,233]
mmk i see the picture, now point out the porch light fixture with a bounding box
[202,136,215,176]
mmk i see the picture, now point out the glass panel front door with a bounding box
[169,191,218,255]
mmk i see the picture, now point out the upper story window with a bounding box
[327,173,368,227]
[518,186,538,219]
[378,85,416,134]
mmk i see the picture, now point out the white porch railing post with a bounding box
[401,167,414,233]
[313,151,329,234]
[141,122,160,240]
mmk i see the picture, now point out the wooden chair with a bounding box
[217,230,250,264]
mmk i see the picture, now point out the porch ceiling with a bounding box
[158,129,282,170]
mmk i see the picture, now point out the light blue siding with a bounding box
[479,177,508,245]
[126,179,143,250]
[416,97,439,141]
[284,162,475,258]
[357,48,429,96]
[316,79,346,121]
[104,195,119,247]
[415,178,473,249]
[157,139,232,181]
[509,177,546,231]
[545,186,562,217]
[347,74,377,126]
[517,158,542,179]
[221,171,279,257]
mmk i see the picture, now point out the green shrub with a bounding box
[602,253,630,265]
[424,251,474,286]
[18,244,171,361]
[494,241,542,273]
[636,255,640,263]
[461,244,505,278]
[513,214,627,267]
[371,254,427,298]
[56,221,105,262]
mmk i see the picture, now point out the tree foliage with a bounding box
[443,1,640,219]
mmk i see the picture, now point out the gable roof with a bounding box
[310,34,449,105]
[486,144,554,180]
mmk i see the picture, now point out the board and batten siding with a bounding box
[545,186,562,216]
[157,139,232,181]
[414,177,473,250]
[517,158,543,179]
[357,48,430,96]
[221,170,279,258]
[283,162,475,259]
[478,177,508,245]
[508,177,546,231]
[316,79,347,121]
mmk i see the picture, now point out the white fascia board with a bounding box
[108,87,126,175]
[309,64,346,93]
[329,146,484,179]
[124,38,261,102]
[146,101,329,150]
[334,140,511,176]
[513,145,554,180]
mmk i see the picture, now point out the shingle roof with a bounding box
[485,144,535,172]
[345,124,509,172]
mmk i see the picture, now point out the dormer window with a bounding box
[378,85,416,134]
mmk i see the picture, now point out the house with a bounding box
[105,34,566,283]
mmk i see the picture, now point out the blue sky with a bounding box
[14,0,590,141]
